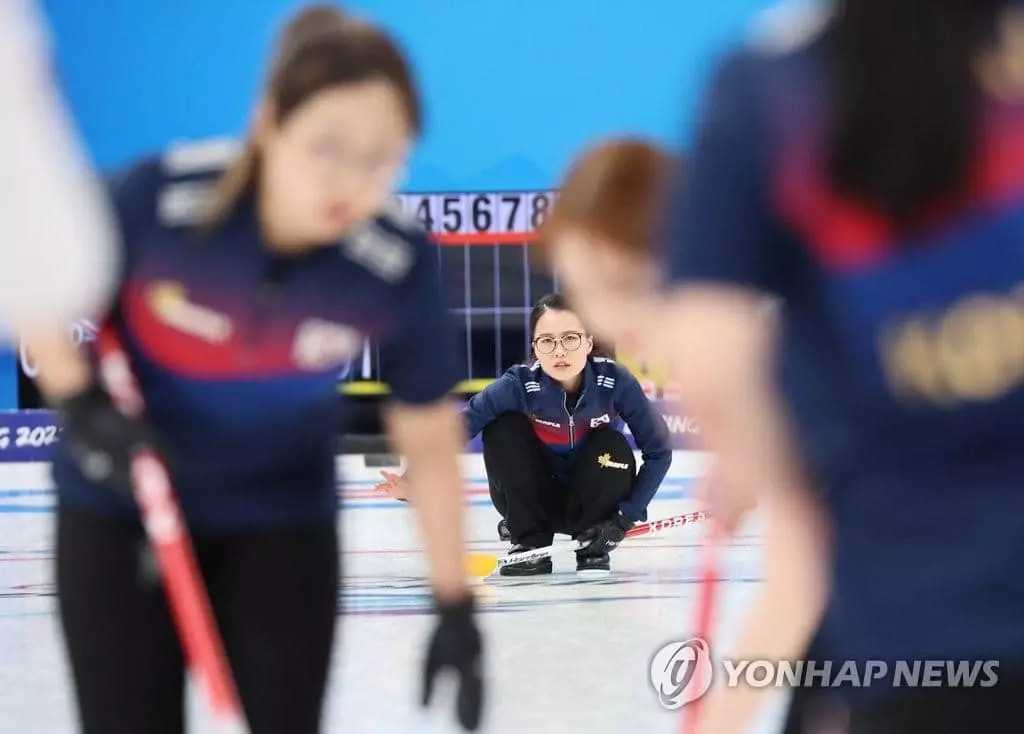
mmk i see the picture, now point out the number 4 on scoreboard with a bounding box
[415,198,434,231]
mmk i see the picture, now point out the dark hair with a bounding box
[528,293,613,359]
[540,138,676,261]
[205,4,421,227]
[826,0,1001,224]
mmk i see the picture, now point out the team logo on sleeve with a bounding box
[597,453,630,470]
[292,319,363,371]
[146,281,232,343]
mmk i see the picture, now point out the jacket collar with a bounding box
[533,359,596,397]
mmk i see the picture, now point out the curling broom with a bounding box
[96,327,249,733]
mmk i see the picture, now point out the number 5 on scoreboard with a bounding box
[441,196,462,233]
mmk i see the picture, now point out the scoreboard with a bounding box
[342,190,560,396]
[355,190,673,401]
[395,190,556,241]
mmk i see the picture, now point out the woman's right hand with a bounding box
[58,382,157,497]
[374,469,410,501]
[696,461,759,534]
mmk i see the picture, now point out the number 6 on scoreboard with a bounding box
[471,195,492,232]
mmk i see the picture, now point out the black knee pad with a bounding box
[580,428,636,472]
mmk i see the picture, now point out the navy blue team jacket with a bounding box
[53,140,458,530]
[670,3,1024,695]
[463,357,672,522]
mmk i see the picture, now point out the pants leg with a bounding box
[57,506,186,734]
[199,520,339,734]
[564,428,636,537]
[779,635,846,734]
[780,681,843,734]
[848,669,1024,734]
[57,504,339,734]
[482,412,562,547]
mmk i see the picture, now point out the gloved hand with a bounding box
[422,592,484,731]
[57,382,157,497]
[578,511,635,554]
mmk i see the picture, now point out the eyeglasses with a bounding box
[309,138,406,184]
[533,332,585,354]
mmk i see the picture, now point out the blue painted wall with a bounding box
[39,0,776,191]
[3,0,778,411]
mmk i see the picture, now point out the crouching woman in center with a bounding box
[379,293,671,575]
[471,293,672,576]
[477,292,671,577]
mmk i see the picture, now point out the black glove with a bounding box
[578,511,635,554]
[422,592,484,731]
[57,382,156,497]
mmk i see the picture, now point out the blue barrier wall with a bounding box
[39,0,776,188]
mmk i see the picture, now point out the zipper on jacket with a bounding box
[246,258,288,352]
[563,388,586,449]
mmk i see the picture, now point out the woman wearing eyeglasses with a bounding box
[378,293,672,575]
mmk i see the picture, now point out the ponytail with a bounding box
[201,6,346,232]
[202,143,259,232]
[200,4,419,233]
[826,0,1000,225]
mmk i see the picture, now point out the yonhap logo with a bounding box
[649,638,713,710]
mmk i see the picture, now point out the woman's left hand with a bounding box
[422,592,484,731]
[578,512,635,554]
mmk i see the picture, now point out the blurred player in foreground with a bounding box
[663,1,1024,732]
[539,140,670,364]
[543,135,823,731]
[539,138,758,526]
[0,0,118,344]
[377,292,672,575]
[33,6,483,733]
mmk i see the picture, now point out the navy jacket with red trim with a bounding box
[52,140,458,529]
[463,357,672,521]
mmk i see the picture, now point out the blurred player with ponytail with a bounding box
[661,1,1024,732]
[35,6,484,732]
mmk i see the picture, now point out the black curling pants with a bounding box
[845,670,1024,734]
[481,412,635,548]
[56,506,338,734]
